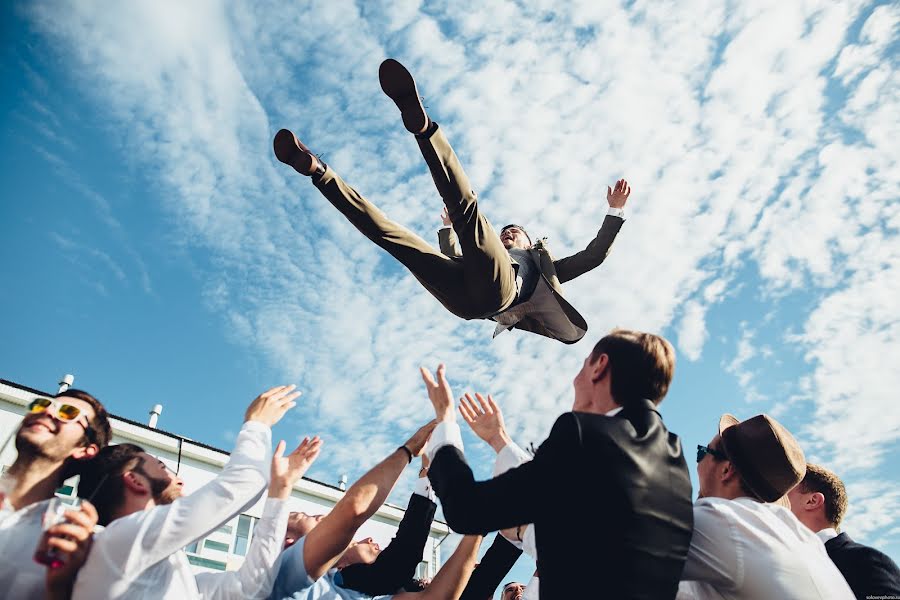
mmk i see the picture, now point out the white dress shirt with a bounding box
[73,420,272,600]
[677,497,855,599]
[195,497,291,600]
[815,528,839,544]
[0,498,53,599]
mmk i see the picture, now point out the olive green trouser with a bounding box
[312,123,516,319]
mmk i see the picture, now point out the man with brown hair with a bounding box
[678,415,854,599]
[788,463,900,599]
[0,389,112,599]
[421,329,694,599]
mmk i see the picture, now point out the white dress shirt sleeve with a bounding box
[492,441,532,478]
[680,500,741,588]
[196,497,290,600]
[607,206,626,219]
[425,421,464,462]
[522,575,540,600]
[92,420,272,581]
[413,476,435,501]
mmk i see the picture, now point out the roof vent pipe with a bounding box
[58,374,75,394]
[148,404,163,429]
[338,474,348,491]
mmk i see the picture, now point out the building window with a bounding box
[187,555,227,571]
[416,561,430,579]
[204,539,230,553]
[233,514,255,556]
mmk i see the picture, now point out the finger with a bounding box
[289,437,310,455]
[47,523,90,543]
[625,183,631,197]
[274,388,301,404]
[475,393,491,415]
[436,363,447,385]
[79,500,98,523]
[458,402,475,424]
[463,393,483,417]
[273,440,287,459]
[607,185,612,197]
[487,394,501,415]
[62,509,95,530]
[261,385,288,399]
[47,536,79,554]
[420,366,436,387]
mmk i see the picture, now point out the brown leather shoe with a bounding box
[379,59,429,134]
[273,129,320,176]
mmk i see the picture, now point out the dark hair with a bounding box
[56,389,112,449]
[799,463,848,527]
[500,224,532,245]
[590,329,676,406]
[76,443,145,525]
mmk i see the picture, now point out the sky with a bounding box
[1,0,897,591]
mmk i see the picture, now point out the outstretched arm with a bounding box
[196,436,322,600]
[393,535,484,600]
[302,421,437,581]
[553,178,631,283]
[459,534,523,600]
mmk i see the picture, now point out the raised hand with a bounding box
[270,436,323,499]
[244,385,301,426]
[403,420,438,458]
[440,206,452,227]
[420,364,455,422]
[459,393,511,453]
[607,178,631,209]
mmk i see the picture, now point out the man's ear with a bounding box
[808,491,826,511]
[720,460,739,485]
[590,354,609,384]
[70,443,99,461]
[122,471,148,495]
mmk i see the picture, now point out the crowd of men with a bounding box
[0,329,897,599]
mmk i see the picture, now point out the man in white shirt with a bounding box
[70,384,301,600]
[0,388,112,599]
[787,463,900,599]
[678,414,855,599]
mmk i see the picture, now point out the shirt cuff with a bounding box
[492,442,532,477]
[242,420,273,434]
[606,206,626,220]
[425,421,464,462]
[262,496,289,517]
[413,476,435,501]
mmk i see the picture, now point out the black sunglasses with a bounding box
[696,444,727,463]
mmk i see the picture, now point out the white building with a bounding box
[0,376,449,578]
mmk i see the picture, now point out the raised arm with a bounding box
[338,455,437,596]
[553,178,631,283]
[196,436,322,600]
[93,386,297,578]
[301,420,437,581]
[394,535,484,600]
[459,534,523,600]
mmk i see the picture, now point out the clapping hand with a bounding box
[440,207,452,227]
[607,178,631,208]
[459,393,511,453]
[420,364,455,422]
[270,436,323,499]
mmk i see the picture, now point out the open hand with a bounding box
[607,178,631,208]
[270,436,323,499]
[244,385,301,426]
[459,393,511,453]
[420,364,455,422]
[440,207,452,227]
[403,420,438,457]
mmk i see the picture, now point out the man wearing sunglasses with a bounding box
[677,414,854,599]
[0,389,112,600]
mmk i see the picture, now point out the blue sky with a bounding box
[1,0,897,590]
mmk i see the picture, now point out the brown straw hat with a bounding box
[718,414,806,504]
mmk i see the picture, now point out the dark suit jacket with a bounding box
[428,401,694,599]
[460,534,523,600]
[438,215,624,343]
[826,532,900,599]
[338,493,436,596]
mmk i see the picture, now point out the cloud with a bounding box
[24,0,899,554]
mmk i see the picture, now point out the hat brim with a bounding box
[718,414,740,438]
[772,494,792,509]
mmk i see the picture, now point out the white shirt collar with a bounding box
[606,406,623,417]
[816,527,839,543]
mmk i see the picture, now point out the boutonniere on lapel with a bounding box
[532,237,550,252]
